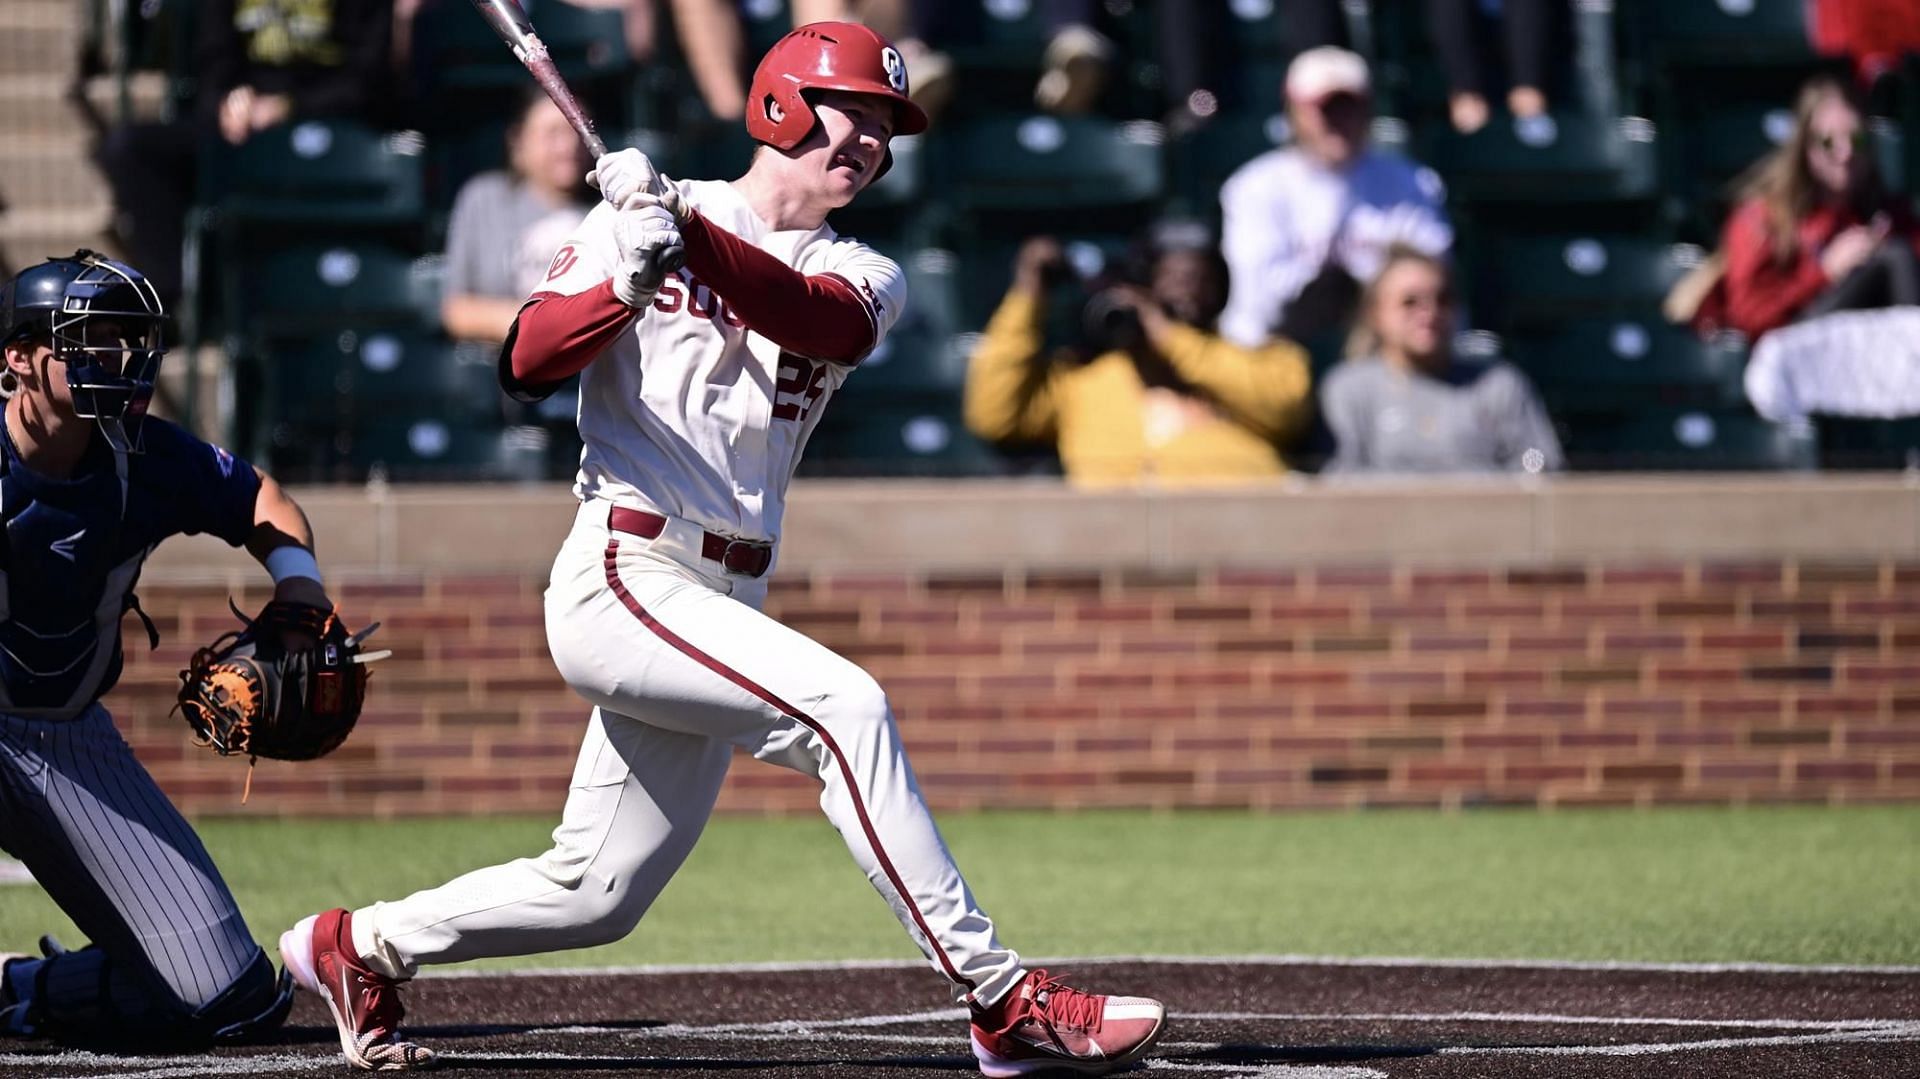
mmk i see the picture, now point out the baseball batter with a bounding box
[0,251,323,1046]
[280,22,1166,1075]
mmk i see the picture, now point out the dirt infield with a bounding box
[3,957,1916,1078]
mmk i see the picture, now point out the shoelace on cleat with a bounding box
[353,971,408,1038]
[1024,971,1102,1034]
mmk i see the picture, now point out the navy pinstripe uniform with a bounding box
[0,253,290,1046]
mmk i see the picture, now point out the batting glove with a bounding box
[623,186,690,227]
[587,148,662,211]
[612,205,683,308]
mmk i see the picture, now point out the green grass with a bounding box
[3,807,1915,970]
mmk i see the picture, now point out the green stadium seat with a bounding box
[233,245,440,338]
[200,120,424,226]
[803,396,1002,477]
[411,0,629,91]
[1816,417,1920,470]
[1227,58,1291,119]
[832,248,963,400]
[254,330,503,478]
[1567,410,1816,470]
[326,332,499,418]
[843,329,968,399]
[1483,234,1706,328]
[427,122,512,216]
[1425,112,1659,205]
[948,115,1165,213]
[1634,0,1815,65]
[945,0,1051,71]
[1658,98,1789,228]
[1169,110,1289,218]
[1872,116,1908,195]
[1219,0,1289,58]
[738,0,793,57]
[678,122,759,183]
[1506,318,1749,413]
[349,415,546,482]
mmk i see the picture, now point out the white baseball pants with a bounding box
[352,500,1024,1006]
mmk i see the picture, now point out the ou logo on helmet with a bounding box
[881,46,907,94]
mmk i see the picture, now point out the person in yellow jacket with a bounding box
[964,231,1313,485]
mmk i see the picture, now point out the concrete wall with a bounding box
[118,477,1920,815]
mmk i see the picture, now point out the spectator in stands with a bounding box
[964,225,1313,485]
[1706,76,1920,341]
[95,0,394,307]
[1320,247,1561,474]
[891,2,1221,130]
[1217,47,1452,353]
[1425,0,1558,133]
[1722,76,1920,425]
[440,89,595,344]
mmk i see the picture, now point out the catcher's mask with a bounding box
[0,250,165,452]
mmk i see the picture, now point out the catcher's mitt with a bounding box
[175,600,386,777]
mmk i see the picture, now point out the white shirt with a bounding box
[534,179,907,543]
[1217,146,1453,348]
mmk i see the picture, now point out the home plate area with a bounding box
[4,958,1917,1078]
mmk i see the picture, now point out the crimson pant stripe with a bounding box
[602,541,976,992]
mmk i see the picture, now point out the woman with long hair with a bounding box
[440,88,596,344]
[1715,75,1920,340]
[1320,246,1561,473]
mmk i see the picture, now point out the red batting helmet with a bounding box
[746,22,928,176]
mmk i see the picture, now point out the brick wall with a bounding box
[109,558,1920,817]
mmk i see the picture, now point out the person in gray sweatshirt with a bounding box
[1319,246,1563,474]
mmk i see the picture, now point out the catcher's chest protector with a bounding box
[0,438,143,717]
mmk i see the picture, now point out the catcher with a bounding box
[0,251,364,1046]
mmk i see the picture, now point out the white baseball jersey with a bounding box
[533,179,908,542]
[349,182,1029,1015]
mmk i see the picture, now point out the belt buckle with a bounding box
[721,538,770,577]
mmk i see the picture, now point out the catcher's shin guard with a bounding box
[8,944,287,1046]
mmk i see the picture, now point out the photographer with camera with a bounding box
[964,228,1313,485]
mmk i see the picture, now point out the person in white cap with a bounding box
[1217,46,1453,352]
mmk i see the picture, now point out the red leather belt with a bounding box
[608,506,773,579]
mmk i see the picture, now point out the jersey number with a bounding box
[772,353,828,422]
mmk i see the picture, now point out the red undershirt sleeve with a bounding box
[506,280,639,385]
[681,210,877,363]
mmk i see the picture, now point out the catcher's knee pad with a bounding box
[197,948,295,1043]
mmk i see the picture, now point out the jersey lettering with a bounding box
[650,272,747,327]
[687,283,719,321]
[546,245,579,281]
[771,353,829,422]
[653,275,685,314]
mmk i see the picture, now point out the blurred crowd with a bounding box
[80,0,1920,482]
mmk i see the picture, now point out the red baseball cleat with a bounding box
[970,969,1167,1076]
[280,909,435,1071]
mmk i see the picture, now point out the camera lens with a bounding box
[1080,289,1143,353]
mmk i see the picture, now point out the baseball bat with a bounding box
[467,0,684,277]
